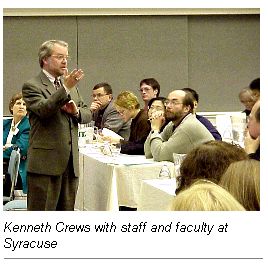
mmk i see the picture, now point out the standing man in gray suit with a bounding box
[22,40,92,210]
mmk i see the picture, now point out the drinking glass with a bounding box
[78,124,86,147]
[231,113,247,147]
[85,122,94,144]
[93,126,100,141]
[111,142,121,157]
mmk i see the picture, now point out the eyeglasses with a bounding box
[91,93,108,98]
[51,54,71,61]
[164,100,184,106]
[149,106,165,111]
[139,87,152,92]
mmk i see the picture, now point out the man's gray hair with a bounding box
[38,40,68,68]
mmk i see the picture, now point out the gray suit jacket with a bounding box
[93,99,130,140]
[22,71,92,177]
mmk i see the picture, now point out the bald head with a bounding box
[167,90,195,111]
[239,87,256,111]
[169,89,187,98]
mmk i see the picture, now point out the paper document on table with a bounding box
[102,128,124,140]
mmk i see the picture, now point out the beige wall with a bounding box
[3,11,259,115]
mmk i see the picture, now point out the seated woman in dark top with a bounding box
[147,97,168,133]
[111,91,151,155]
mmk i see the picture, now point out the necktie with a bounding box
[54,78,61,89]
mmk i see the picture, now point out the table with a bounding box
[74,144,175,211]
[138,178,176,211]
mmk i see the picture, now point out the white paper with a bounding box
[102,128,124,140]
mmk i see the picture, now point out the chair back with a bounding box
[4,149,20,202]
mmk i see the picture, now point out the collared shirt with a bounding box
[93,104,108,129]
[42,69,70,95]
[5,118,21,147]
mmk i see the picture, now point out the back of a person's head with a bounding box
[249,78,260,101]
[220,159,260,211]
[171,180,245,211]
[177,141,248,193]
[249,78,260,91]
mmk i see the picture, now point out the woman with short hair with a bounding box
[113,91,151,155]
[3,92,30,195]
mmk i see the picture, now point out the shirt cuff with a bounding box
[74,110,80,119]
[150,131,162,141]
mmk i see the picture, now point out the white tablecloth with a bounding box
[75,145,175,211]
[138,178,176,211]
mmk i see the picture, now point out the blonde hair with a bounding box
[114,91,140,110]
[171,180,245,211]
[220,159,260,211]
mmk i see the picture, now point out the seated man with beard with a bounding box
[144,89,214,162]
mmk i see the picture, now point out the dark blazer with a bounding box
[22,71,92,177]
[3,115,30,193]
